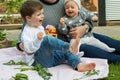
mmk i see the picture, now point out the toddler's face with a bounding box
[65,1,79,18]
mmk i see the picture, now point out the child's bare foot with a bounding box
[77,63,96,72]
[69,35,80,54]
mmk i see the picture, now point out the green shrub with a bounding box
[0,30,6,40]
[3,0,25,14]
[1,0,25,23]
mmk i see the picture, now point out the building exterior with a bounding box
[106,0,120,20]
[82,0,120,26]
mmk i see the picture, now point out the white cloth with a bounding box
[0,47,109,80]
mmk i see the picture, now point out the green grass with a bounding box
[111,36,120,40]
[107,63,120,80]
[102,36,120,80]
[102,63,120,80]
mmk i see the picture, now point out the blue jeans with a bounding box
[33,36,80,69]
[81,33,120,63]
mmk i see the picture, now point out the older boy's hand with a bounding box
[37,32,44,40]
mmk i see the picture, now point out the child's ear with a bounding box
[25,16,31,22]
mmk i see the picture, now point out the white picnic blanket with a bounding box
[0,47,109,80]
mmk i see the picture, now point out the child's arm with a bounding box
[81,5,98,22]
[22,31,44,54]
[58,18,68,35]
[60,18,65,25]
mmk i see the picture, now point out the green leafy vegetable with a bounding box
[3,60,27,66]
[74,69,100,80]
[4,60,52,80]
[19,64,52,80]
[12,73,28,80]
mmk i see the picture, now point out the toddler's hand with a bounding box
[91,15,98,22]
[37,32,44,40]
[60,18,65,25]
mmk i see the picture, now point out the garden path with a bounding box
[6,26,120,41]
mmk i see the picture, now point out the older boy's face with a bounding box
[28,9,44,27]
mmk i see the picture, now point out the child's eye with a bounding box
[71,6,75,9]
[37,14,40,16]
[65,6,69,9]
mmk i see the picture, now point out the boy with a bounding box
[20,0,95,72]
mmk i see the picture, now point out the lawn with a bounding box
[106,63,120,80]
[103,36,120,80]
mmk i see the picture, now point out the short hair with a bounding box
[20,0,43,21]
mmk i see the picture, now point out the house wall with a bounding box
[106,0,120,20]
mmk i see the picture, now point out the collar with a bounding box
[40,0,59,5]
